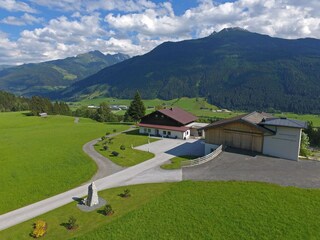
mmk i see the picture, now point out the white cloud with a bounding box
[0,13,43,26]
[30,0,157,12]
[0,0,36,13]
[1,0,320,65]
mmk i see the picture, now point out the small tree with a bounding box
[300,132,311,157]
[124,91,146,122]
[119,189,131,198]
[67,216,78,230]
[104,204,114,216]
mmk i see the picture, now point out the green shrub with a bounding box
[106,132,110,136]
[120,144,126,150]
[67,216,78,230]
[103,145,108,151]
[113,129,117,133]
[112,151,119,156]
[104,204,114,216]
[119,189,131,198]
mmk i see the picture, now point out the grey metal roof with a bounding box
[259,118,307,129]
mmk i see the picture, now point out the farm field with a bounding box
[1,181,320,239]
[71,97,320,126]
[0,112,129,214]
[94,129,158,167]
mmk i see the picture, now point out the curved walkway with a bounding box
[83,138,124,182]
[0,138,202,231]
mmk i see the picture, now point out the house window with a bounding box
[148,129,151,133]
[155,114,158,118]
[144,128,147,133]
[168,131,171,135]
[163,131,166,135]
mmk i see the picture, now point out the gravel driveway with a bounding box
[183,149,320,188]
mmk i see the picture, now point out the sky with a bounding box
[0,0,319,65]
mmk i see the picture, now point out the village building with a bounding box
[138,107,207,139]
[202,111,307,161]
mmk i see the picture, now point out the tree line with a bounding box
[0,90,70,116]
[304,121,320,147]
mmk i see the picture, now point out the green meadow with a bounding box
[0,112,129,214]
[1,181,320,240]
[94,129,158,167]
[72,97,320,126]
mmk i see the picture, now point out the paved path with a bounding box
[84,127,136,181]
[83,139,124,182]
[183,150,320,188]
[0,138,202,231]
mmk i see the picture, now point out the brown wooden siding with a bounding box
[205,122,263,152]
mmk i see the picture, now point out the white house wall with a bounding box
[139,127,187,139]
[263,126,302,161]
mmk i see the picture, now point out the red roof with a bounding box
[138,123,189,132]
[158,107,197,125]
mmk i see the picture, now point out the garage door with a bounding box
[224,130,262,152]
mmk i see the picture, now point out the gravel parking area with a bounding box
[183,149,320,188]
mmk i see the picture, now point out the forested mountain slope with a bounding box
[63,28,320,113]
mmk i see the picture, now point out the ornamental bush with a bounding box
[104,204,114,216]
[120,144,126,150]
[31,220,47,238]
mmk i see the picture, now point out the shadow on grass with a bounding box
[123,129,140,135]
[72,197,84,205]
[60,222,69,229]
[96,209,106,216]
[21,112,33,116]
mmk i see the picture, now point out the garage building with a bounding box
[203,112,307,160]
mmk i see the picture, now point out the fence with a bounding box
[181,145,223,168]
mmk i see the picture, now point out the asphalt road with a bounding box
[183,150,320,188]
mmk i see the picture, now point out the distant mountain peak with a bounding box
[210,27,249,37]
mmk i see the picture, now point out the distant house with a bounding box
[202,111,307,160]
[39,112,47,117]
[138,107,206,139]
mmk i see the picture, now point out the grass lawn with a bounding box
[1,181,320,240]
[161,155,197,170]
[94,129,158,166]
[0,112,129,214]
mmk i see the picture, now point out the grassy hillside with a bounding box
[72,97,320,126]
[72,97,238,118]
[0,112,129,214]
[1,182,320,239]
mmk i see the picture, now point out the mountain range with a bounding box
[62,28,320,113]
[0,51,129,97]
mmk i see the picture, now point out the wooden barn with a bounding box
[203,112,307,160]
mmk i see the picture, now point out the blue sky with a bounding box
[0,0,319,65]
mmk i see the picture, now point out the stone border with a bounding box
[76,197,107,212]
